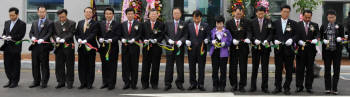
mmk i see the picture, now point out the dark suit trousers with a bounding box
[323,49,342,91]
[121,44,140,87]
[274,45,294,91]
[211,48,228,88]
[78,45,96,86]
[55,45,75,84]
[188,44,207,87]
[296,46,316,90]
[31,44,50,85]
[164,46,184,87]
[250,47,270,90]
[100,44,118,87]
[229,43,249,89]
[141,45,162,87]
[4,50,21,84]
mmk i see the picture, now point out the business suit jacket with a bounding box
[0,19,26,52]
[29,19,54,51]
[75,19,99,49]
[53,19,76,44]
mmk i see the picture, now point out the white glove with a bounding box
[204,39,209,44]
[274,40,281,45]
[107,39,112,43]
[56,37,61,42]
[38,39,44,44]
[6,36,11,41]
[345,35,349,39]
[298,40,305,46]
[121,38,126,43]
[59,39,65,43]
[244,38,251,44]
[336,37,342,42]
[31,37,37,41]
[176,41,182,47]
[82,40,87,44]
[2,35,6,40]
[211,40,217,45]
[185,40,191,46]
[221,42,225,47]
[151,39,157,43]
[263,40,268,45]
[233,39,239,45]
[99,38,104,43]
[128,38,135,44]
[254,40,261,45]
[311,39,318,44]
[285,39,293,46]
[168,39,174,45]
[323,39,329,44]
[144,39,149,44]
[78,38,82,44]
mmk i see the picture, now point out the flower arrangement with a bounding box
[121,0,143,22]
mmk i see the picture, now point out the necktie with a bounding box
[83,20,88,33]
[195,24,199,36]
[106,21,110,31]
[151,22,155,30]
[259,19,263,32]
[236,21,239,27]
[175,21,178,35]
[128,21,132,35]
[305,22,309,36]
[38,19,43,32]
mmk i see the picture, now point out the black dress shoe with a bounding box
[29,83,40,88]
[198,86,206,91]
[231,87,237,92]
[86,85,93,89]
[8,83,18,88]
[262,89,270,93]
[100,84,108,89]
[164,85,171,91]
[55,83,65,89]
[78,84,86,89]
[325,90,331,94]
[176,85,184,91]
[219,87,225,92]
[249,88,256,92]
[284,90,291,95]
[239,88,246,92]
[107,86,115,90]
[123,85,130,90]
[188,85,197,90]
[41,84,47,89]
[213,87,219,92]
[142,85,149,90]
[306,89,313,94]
[67,84,73,89]
[3,82,11,88]
[296,87,303,93]
[131,86,138,90]
[332,90,339,95]
[272,88,282,94]
[152,85,158,89]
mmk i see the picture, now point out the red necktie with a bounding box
[305,22,309,36]
[128,21,132,35]
[195,24,199,36]
[151,22,155,30]
[106,21,110,31]
[175,22,178,35]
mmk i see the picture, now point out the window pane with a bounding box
[27,0,64,10]
[27,12,58,24]
[269,0,286,13]
[95,0,122,10]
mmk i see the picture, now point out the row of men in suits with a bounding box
[0,5,344,95]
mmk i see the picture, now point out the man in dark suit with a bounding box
[271,5,297,95]
[121,8,142,90]
[295,10,319,94]
[52,9,76,89]
[320,10,344,95]
[226,6,251,92]
[163,7,187,91]
[28,6,54,89]
[75,7,99,89]
[249,7,272,93]
[97,7,120,90]
[185,10,210,91]
[141,8,165,90]
[1,7,26,88]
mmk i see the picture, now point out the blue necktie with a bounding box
[38,19,43,32]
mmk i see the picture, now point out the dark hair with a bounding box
[125,8,135,14]
[148,8,157,16]
[57,9,68,15]
[302,10,312,15]
[233,5,244,12]
[280,5,291,11]
[9,7,19,15]
[84,7,93,12]
[172,7,182,14]
[326,10,336,16]
[37,6,46,11]
[104,7,114,14]
[215,15,225,23]
[256,6,266,12]
[192,10,202,17]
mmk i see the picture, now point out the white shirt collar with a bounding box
[174,19,180,24]
[11,18,18,23]
[281,18,288,23]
